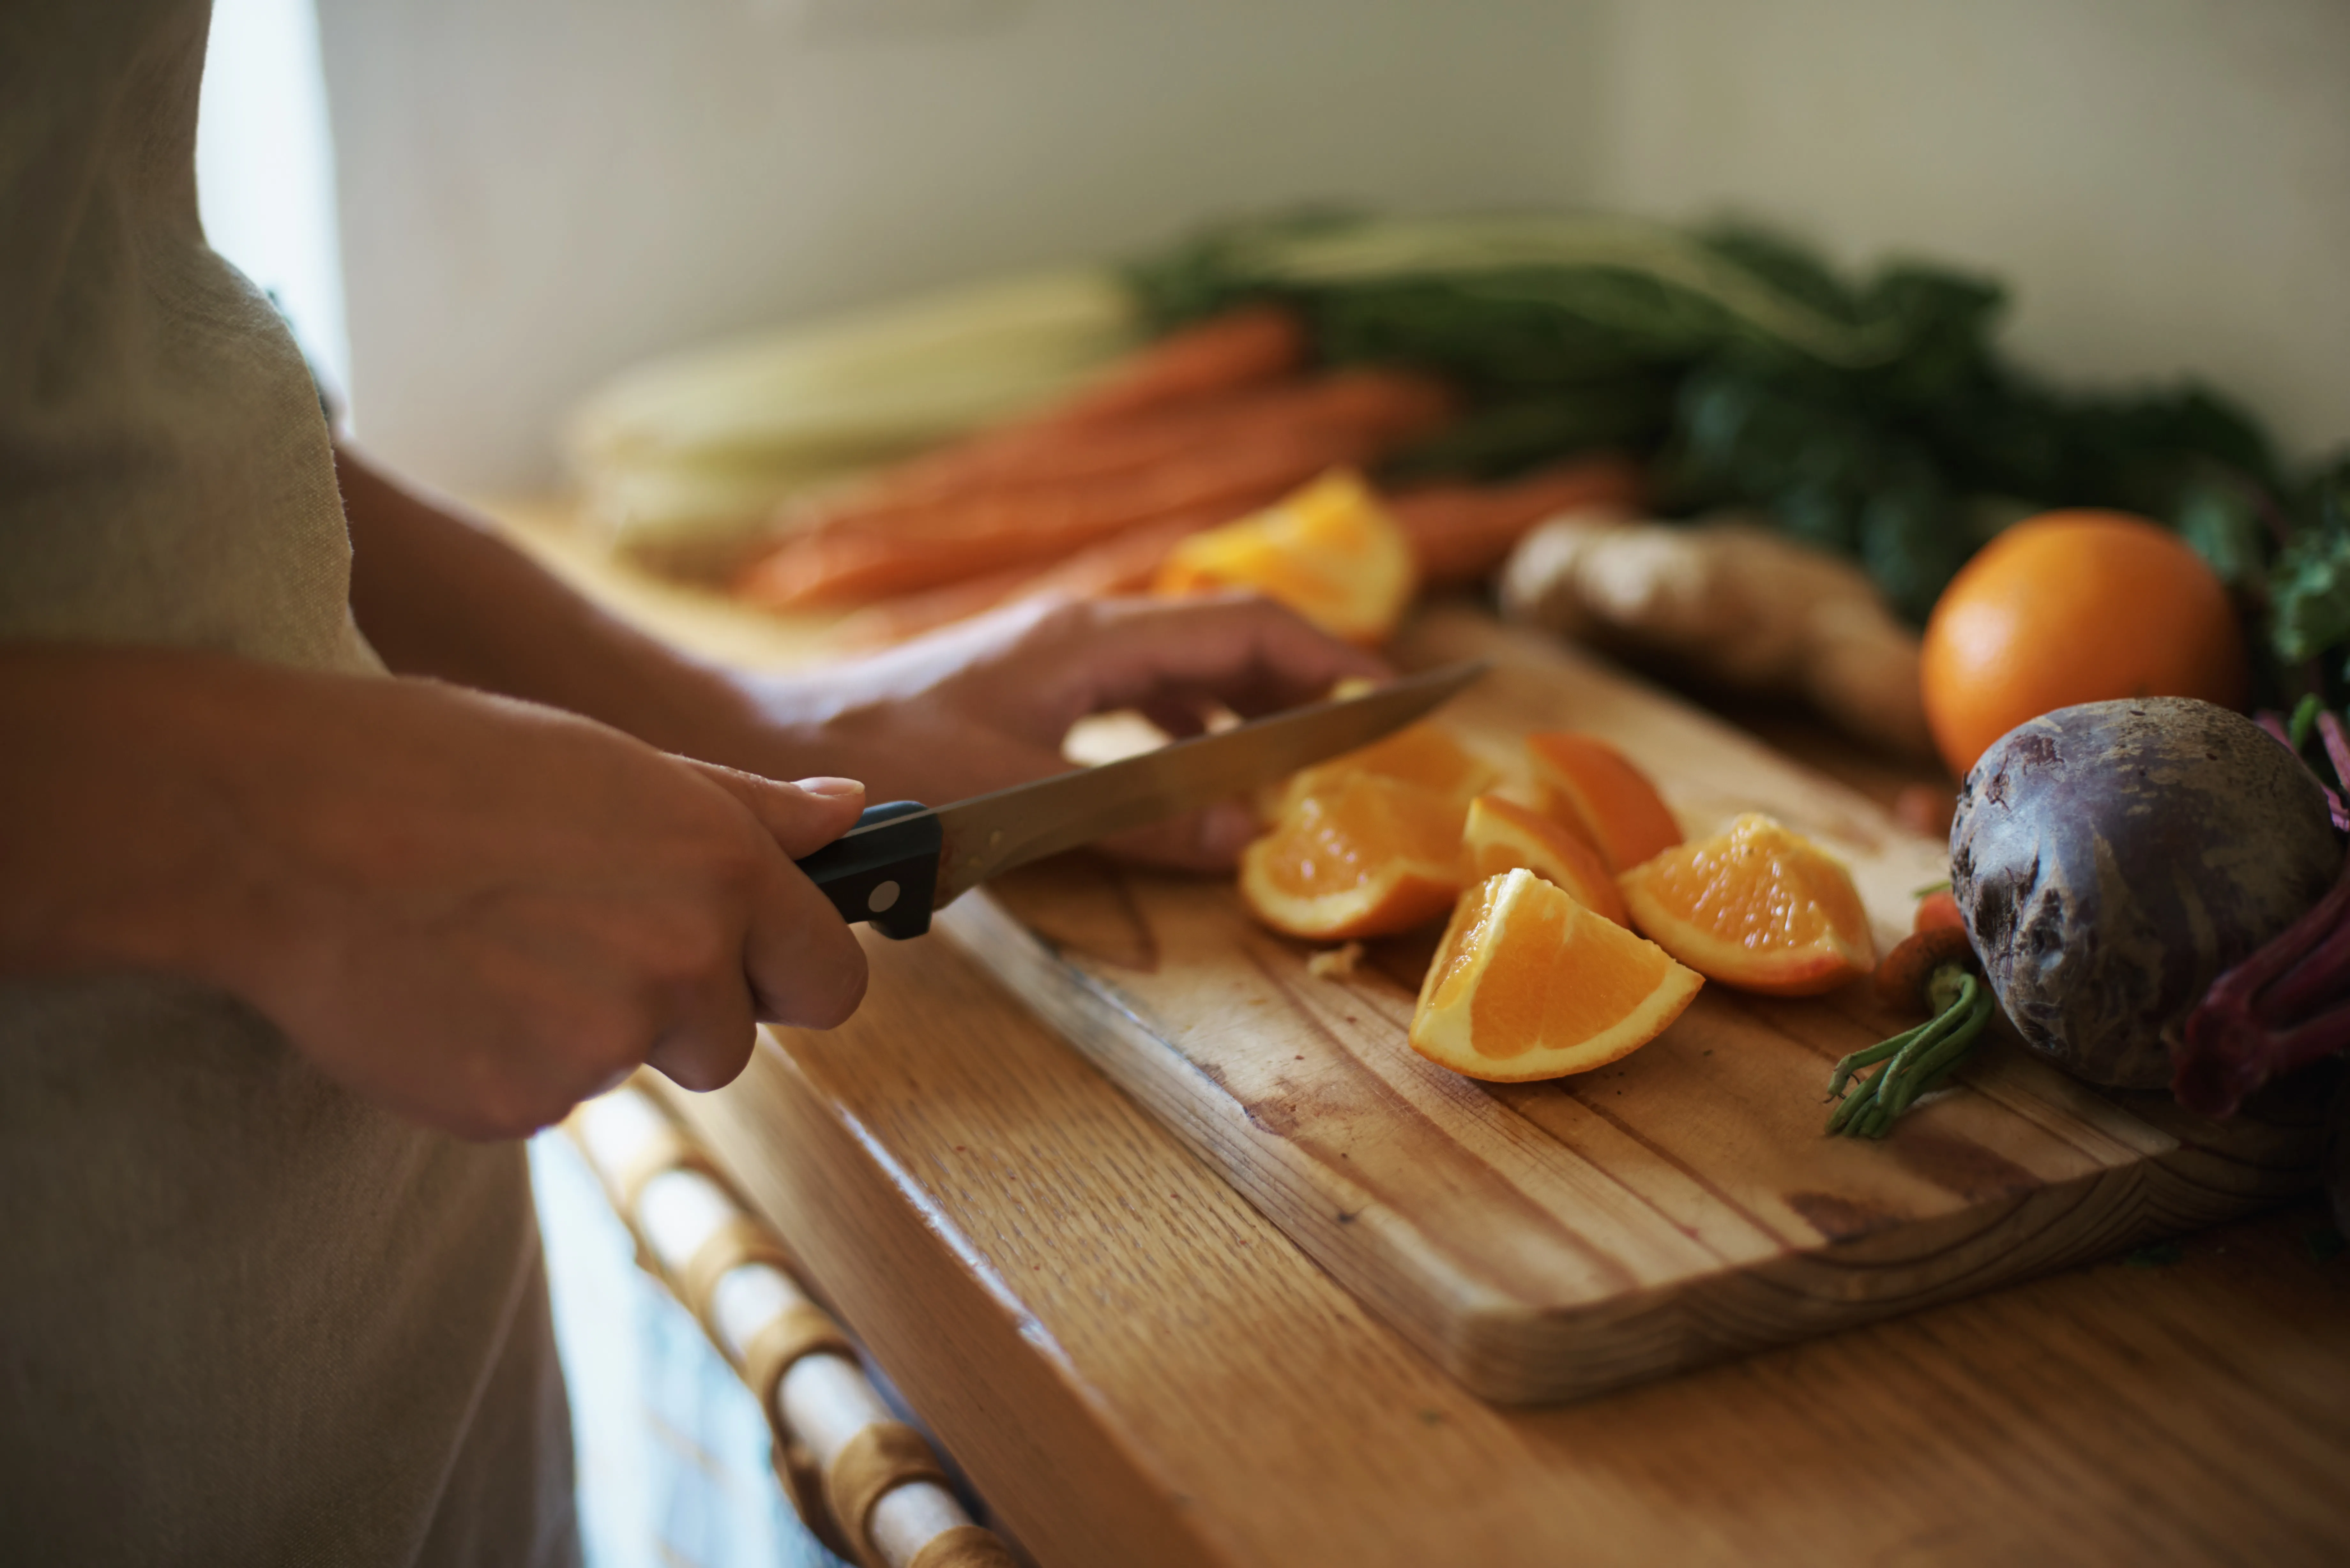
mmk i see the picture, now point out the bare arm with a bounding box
[0,447,1378,1139]
[337,444,765,760]
[0,643,867,1137]
[335,442,1386,865]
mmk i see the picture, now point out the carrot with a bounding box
[837,306,1309,506]
[1872,926,1973,1012]
[741,436,1345,607]
[1389,454,1648,587]
[833,510,1232,647]
[739,372,1453,607]
[792,369,1454,539]
[1913,888,1963,934]
[1044,304,1307,426]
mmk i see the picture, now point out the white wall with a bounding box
[196,0,350,397]
[316,0,1607,492]
[314,0,2350,493]
[1586,0,2350,463]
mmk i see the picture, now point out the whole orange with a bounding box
[1920,509,2246,777]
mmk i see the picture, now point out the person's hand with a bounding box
[1,650,869,1140]
[749,593,1389,869]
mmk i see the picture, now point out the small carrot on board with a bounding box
[1388,453,1648,587]
[1872,925,1973,1011]
[1913,888,1963,934]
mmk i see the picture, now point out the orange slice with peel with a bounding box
[1526,733,1682,872]
[1461,794,1630,927]
[1410,869,1703,1082]
[1156,468,1417,644]
[1239,773,1467,940]
[1618,813,1876,996]
[1271,721,1497,822]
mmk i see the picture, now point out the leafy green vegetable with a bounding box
[2270,460,2350,675]
[1128,212,2343,680]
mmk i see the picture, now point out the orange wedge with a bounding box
[1618,813,1876,996]
[1525,732,1683,872]
[1410,869,1703,1082]
[1156,468,1417,644]
[1461,794,1630,927]
[1272,721,1497,822]
[1238,773,1467,940]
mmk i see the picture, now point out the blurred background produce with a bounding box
[201,0,2350,765]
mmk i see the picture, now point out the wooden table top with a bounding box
[497,507,2350,1567]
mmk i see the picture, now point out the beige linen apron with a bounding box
[1,3,576,1560]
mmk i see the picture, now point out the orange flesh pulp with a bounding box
[1411,869,1702,1082]
[1460,794,1630,927]
[1239,773,1467,939]
[1155,468,1417,644]
[1276,723,1496,820]
[1618,813,1876,996]
[1525,732,1682,872]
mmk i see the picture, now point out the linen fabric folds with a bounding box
[0,2,575,1561]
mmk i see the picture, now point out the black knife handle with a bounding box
[792,801,942,940]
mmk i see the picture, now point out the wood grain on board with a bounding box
[659,921,2350,1568]
[935,604,2323,1403]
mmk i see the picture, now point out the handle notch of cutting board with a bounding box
[793,801,941,940]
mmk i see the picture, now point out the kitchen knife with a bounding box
[793,660,1486,938]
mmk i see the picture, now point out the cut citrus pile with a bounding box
[1526,732,1682,871]
[1238,773,1467,940]
[1461,794,1629,927]
[1155,468,1418,644]
[1410,869,1703,1082]
[1272,721,1497,821]
[1618,813,1876,996]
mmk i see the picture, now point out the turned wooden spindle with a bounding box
[567,1083,1016,1568]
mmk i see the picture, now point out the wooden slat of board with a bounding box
[938,606,2323,1402]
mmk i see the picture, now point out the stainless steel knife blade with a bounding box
[801,661,1487,928]
[930,659,1486,903]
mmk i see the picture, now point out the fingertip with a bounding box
[1102,801,1263,872]
[779,935,868,1030]
[1194,802,1260,866]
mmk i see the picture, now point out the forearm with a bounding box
[0,647,295,984]
[0,642,866,1132]
[337,443,771,765]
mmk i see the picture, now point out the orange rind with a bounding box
[1238,773,1467,940]
[1410,869,1703,1082]
[1618,813,1876,997]
[1525,733,1682,872]
[1461,794,1630,927]
[1155,468,1417,644]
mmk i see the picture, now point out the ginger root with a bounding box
[1498,513,1935,759]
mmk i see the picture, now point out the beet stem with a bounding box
[2178,848,2350,1116]
[2320,711,2350,796]
[1826,962,1989,1138]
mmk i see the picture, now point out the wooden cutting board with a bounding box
[935,605,2325,1404]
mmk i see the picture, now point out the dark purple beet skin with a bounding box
[1950,698,2340,1090]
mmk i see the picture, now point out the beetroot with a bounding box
[1951,698,2339,1090]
